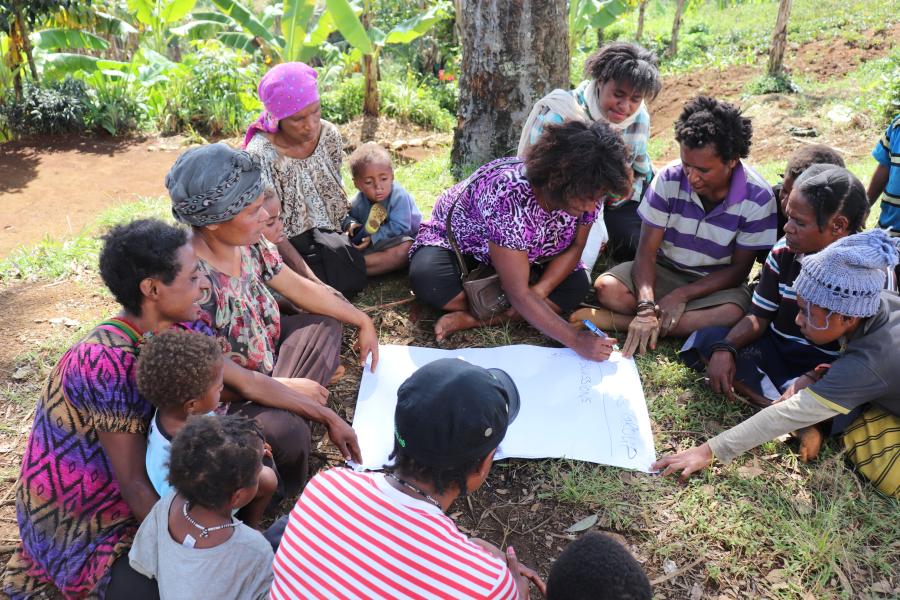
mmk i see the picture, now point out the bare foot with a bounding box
[328,364,346,386]
[569,307,617,330]
[434,311,481,342]
[797,425,825,463]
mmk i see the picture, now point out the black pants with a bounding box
[603,201,643,263]
[289,228,367,299]
[104,554,159,600]
[409,246,590,313]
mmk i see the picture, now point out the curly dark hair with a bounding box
[168,415,264,509]
[99,219,189,317]
[584,42,662,100]
[785,144,845,182]
[674,96,752,162]
[794,164,869,233]
[348,142,392,179]
[385,440,486,496]
[525,120,632,210]
[547,532,652,600]
[136,330,223,411]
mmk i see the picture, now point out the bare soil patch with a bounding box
[786,22,900,81]
[0,135,189,258]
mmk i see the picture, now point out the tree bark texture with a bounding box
[451,0,569,176]
[636,0,648,42]
[363,52,379,118]
[767,0,793,76]
[666,0,686,58]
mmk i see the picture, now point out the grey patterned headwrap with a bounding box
[166,143,264,227]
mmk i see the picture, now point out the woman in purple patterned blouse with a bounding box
[409,121,632,361]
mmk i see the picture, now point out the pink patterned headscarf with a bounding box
[242,62,320,148]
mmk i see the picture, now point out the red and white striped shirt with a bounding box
[270,468,518,600]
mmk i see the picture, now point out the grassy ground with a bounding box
[2,1,899,595]
[2,142,897,597]
[601,0,898,74]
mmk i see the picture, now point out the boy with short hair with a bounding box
[342,142,422,274]
[137,330,276,528]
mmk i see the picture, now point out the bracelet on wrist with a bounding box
[635,300,658,317]
[709,341,738,359]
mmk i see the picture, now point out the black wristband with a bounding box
[710,341,738,359]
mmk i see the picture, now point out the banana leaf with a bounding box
[33,28,110,51]
[211,0,274,43]
[324,0,372,54]
[281,0,316,62]
[383,5,448,45]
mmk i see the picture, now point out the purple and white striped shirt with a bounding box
[638,161,776,275]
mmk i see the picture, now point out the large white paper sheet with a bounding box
[352,344,656,472]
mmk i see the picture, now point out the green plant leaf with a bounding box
[34,28,111,51]
[306,10,335,46]
[189,11,235,25]
[170,19,227,38]
[281,0,316,62]
[383,5,448,45]
[211,0,274,43]
[41,52,101,75]
[589,0,629,30]
[325,0,373,54]
[159,0,198,24]
[93,11,139,36]
[218,31,260,53]
[126,0,155,27]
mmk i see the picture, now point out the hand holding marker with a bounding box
[582,320,621,352]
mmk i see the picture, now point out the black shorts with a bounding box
[409,245,590,313]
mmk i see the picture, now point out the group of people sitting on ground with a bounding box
[4,41,899,599]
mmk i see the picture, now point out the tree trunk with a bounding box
[361,9,379,119]
[452,0,569,176]
[767,0,793,77]
[636,0,648,42]
[12,1,39,84]
[666,0,686,58]
[596,26,604,48]
[363,53,379,118]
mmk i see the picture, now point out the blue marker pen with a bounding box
[582,319,620,351]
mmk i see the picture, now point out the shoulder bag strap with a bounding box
[444,158,523,280]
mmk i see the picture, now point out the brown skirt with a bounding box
[228,313,342,498]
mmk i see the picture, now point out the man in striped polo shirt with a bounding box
[270,358,541,599]
[578,96,777,357]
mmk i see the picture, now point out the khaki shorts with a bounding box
[602,258,752,312]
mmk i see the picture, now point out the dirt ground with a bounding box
[0,135,190,257]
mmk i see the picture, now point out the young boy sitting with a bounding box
[546,532,652,600]
[137,330,276,528]
[342,142,422,275]
[129,415,274,599]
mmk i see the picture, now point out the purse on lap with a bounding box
[444,159,522,321]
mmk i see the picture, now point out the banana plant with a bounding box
[126,0,197,53]
[569,0,630,53]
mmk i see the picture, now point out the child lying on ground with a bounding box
[129,415,274,599]
[342,142,422,275]
[137,330,276,528]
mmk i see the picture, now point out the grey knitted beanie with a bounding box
[794,229,900,317]
[167,143,263,227]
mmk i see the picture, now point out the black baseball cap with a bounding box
[394,358,520,469]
